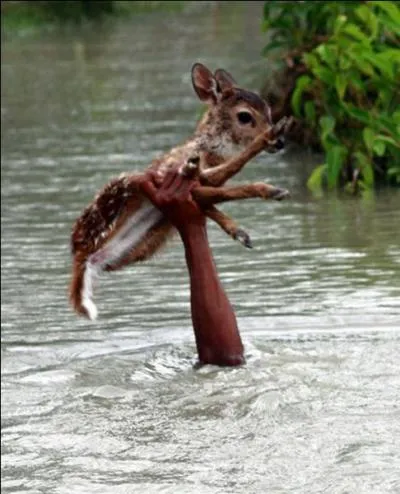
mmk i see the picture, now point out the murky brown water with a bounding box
[2,3,400,493]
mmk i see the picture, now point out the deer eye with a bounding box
[237,111,254,125]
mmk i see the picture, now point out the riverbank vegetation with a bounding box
[261,1,400,195]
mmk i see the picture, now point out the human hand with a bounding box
[140,170,206,231]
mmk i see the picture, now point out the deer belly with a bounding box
[90,199,163,269]
[80,200,162,320]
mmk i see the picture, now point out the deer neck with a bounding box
[151,113,241,175]
[191,111,242,167]
[182,135,226,169]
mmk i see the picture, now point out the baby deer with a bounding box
[70,63,293,320]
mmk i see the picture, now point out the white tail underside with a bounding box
[81,200,163,320]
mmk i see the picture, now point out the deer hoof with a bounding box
[235,229,253,249]
[271,187,290,201]
[181,156,200,178]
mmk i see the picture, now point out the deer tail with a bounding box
[69,255,99,321]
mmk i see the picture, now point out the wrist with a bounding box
[178,224,213,269]
[177,221,207,244]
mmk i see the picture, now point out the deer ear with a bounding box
[214,69,237,92]
[191,63,219,104]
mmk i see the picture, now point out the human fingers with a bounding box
[138,172,161,207]
[159,170,177,192]
[175,177,198,200]
[160,170,196,202]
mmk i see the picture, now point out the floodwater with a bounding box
[1,3,400,494]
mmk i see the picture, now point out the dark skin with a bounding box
[141,170,245,367]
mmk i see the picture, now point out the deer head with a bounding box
[192,63,284,159]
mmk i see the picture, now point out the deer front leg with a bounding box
[200,133,267,187]
[205,206,252,249]
[192,182,290,207]
[200,116,293,187]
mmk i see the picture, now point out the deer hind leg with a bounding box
[205,206,252,249]
[193,182,290,207]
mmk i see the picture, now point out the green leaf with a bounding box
[369,1,400,28]
[344,104,371,125]
[363,127,375,152]
[307,164,326,195]
[342,23,371,45]
[291,75,312,116]
[354,151,374,186]
[335,73,347,100]
[261,38,288,56]
[339,54,352,71]
[360,186,376,201]
[316,44,337,68]
[347,50,375,77]
[261,18,270,32]
[375,135,400,149]
[311,65,335,85]
[362,165,374,188]
[304,100,316,125]
[326,145,347,189]
[303,52,319,70]
[334,14,348,36]
[356,5,378,38]
[362,52,395,79]
[387,165,400,183]
[381,49,400,64]
[373,140,386,156]
[271,16,296,33]
[320,115,336,143]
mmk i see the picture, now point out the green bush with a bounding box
[262,1,400,195]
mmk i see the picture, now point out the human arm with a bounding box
[140,171,245,366]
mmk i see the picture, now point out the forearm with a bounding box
[178,225,244,366]
[179,225,218,289]
[139,169,244,366]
